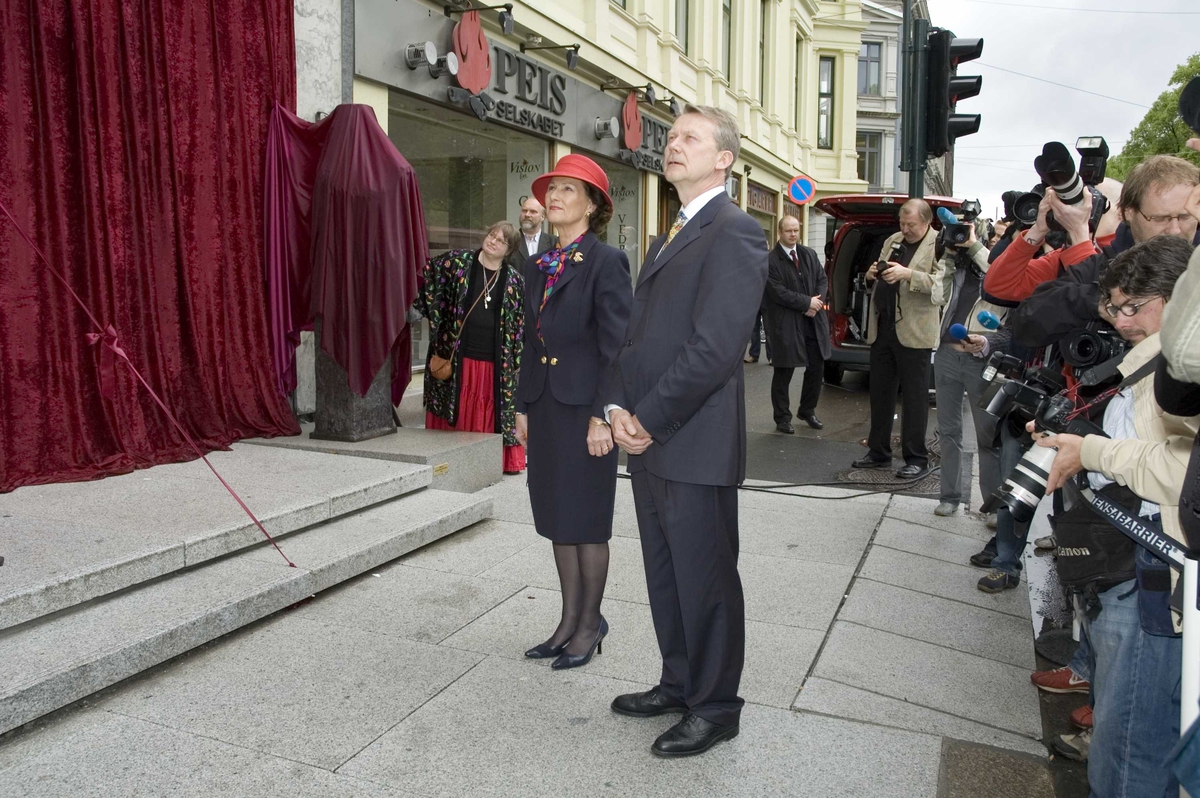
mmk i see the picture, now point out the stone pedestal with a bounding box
[312,321,396,442]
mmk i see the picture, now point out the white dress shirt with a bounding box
[524,231,541,254]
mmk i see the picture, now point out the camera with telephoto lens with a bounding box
[1010,138,1110,233]
[1060,321,1131,370]
[977,353,1107,523]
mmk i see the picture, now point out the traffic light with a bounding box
[924,29,983,158]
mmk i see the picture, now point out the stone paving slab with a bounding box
[860,545,1031,620]
[477,533,652,604]
[475,476,535,526]
[794,677,1046,758]
[338,655,943,798]
[399,519,541,577]
[812,622,1042,739]
[885,494,994,543]
[0,710,413,797]
[872,517,990,568]
[737,502,883,567]
[839,580,1036,669]
[295,563,523,645]
[941,739,1055,798]
[440,587,822,710]
[245,423,501,493]
[100,613,483,771]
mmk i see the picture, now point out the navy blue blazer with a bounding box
[516,232,633,418]
[604,193,769,486]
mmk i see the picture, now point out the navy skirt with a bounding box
[526,392,618,544]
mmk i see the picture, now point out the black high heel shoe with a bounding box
[551,616,608,670]
[524,639,569,659]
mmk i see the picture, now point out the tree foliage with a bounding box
[1108,53,1200,182]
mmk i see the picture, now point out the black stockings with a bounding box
[547,542,610,655]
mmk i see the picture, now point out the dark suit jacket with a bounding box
[516,233,632,418]
[605,193,769,487]
[519,231,559,261]
[764,243,831,368]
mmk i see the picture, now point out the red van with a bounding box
[815,193,965,385]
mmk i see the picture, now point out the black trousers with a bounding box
[748,312,772,361]
[771,330,824,424]
[630,470,744,726]
[866,326,931,467]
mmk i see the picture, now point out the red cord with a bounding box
[0,200,296,568]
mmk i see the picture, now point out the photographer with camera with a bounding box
[933,208,1001,518]
[1020,235,1198,796]
[1011,155,1200,349]
[851,199,947,479]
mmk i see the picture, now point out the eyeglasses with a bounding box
[1101,296,1161,318]
[484,231,507,243]
[1137,210,1194,225]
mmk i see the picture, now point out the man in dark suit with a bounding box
[605,105,768,758]
[518,197,559,260]
[764,215,830,433]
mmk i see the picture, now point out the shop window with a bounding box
[818,57,834,150]
[581,152,644,286]
[858,42,881,96]
[388,92,550,368]
[856,131,881,188]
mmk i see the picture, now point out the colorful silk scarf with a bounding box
[535,234,585,341]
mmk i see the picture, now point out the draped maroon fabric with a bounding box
[265,104,426,404]
[0,1,300,493]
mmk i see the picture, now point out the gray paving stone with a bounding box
[873,517,991,568]
[477,534,652,605]
[885,494,993,543]
[339,655,942,798]
[812,622,1042,739]
[0,707,108,777]
[101,614,482,770]
[860,545,1030,620]
[738,502,881,567]
[839,580,1036,669]
[296,563,522,644]
[440,588,821,710]
[741,553,855,630]
[0,711,409,797]
[794,678,1046,758]
[400,518,541,576]
[477,475,536,525]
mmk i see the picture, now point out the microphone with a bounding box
[936,207,958,226]
[977,310,1001,330]
[949,323,969,341]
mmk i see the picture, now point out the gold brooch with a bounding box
[572,252,584,262]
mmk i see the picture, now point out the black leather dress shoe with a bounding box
[896,463,932,480]
[611,686,688,718]
[651,714,739,757]
[800,413,823,430]
[775,421,795,435]
[851,456,891,469]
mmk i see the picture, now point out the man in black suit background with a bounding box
[764,214,830,434]
[517,197,558,260]
[605,105,768,758]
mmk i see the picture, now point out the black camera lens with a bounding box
[1180,76,1200,137]
[1034,142,1084,205]
[1012,186,1044,226]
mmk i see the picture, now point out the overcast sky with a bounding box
[924,0,1199,219]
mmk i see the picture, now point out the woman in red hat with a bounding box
[515,154,633,669]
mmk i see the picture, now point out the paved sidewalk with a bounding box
[0,476,1051,797]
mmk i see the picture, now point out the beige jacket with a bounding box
[1080,333,1200,554]
[867,226,947,349]
[1161,246,1200,382]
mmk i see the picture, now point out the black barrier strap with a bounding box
[1069,481,1187,572]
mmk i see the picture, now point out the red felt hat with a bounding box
[531,154,613,211]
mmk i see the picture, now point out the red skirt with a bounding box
[426,356,526,473]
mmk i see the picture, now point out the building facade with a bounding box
[292,0,866,382]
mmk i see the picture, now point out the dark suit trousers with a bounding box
[748,312,772,361]
[770,325,824,423]
[630,470,744,726]
[866,325,930,467]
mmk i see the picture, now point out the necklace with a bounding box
[481,266,500,309]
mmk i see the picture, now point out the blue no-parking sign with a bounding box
[787,174,816,206]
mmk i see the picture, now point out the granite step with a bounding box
[0,446,432,631]
[243,423,502,494]
[0,488,492,736]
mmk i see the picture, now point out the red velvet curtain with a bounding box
[0,0,300,493]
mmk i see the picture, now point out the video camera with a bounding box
[937,200,982,248]
[977,351,1108,522]
[1009,138,1111,234]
